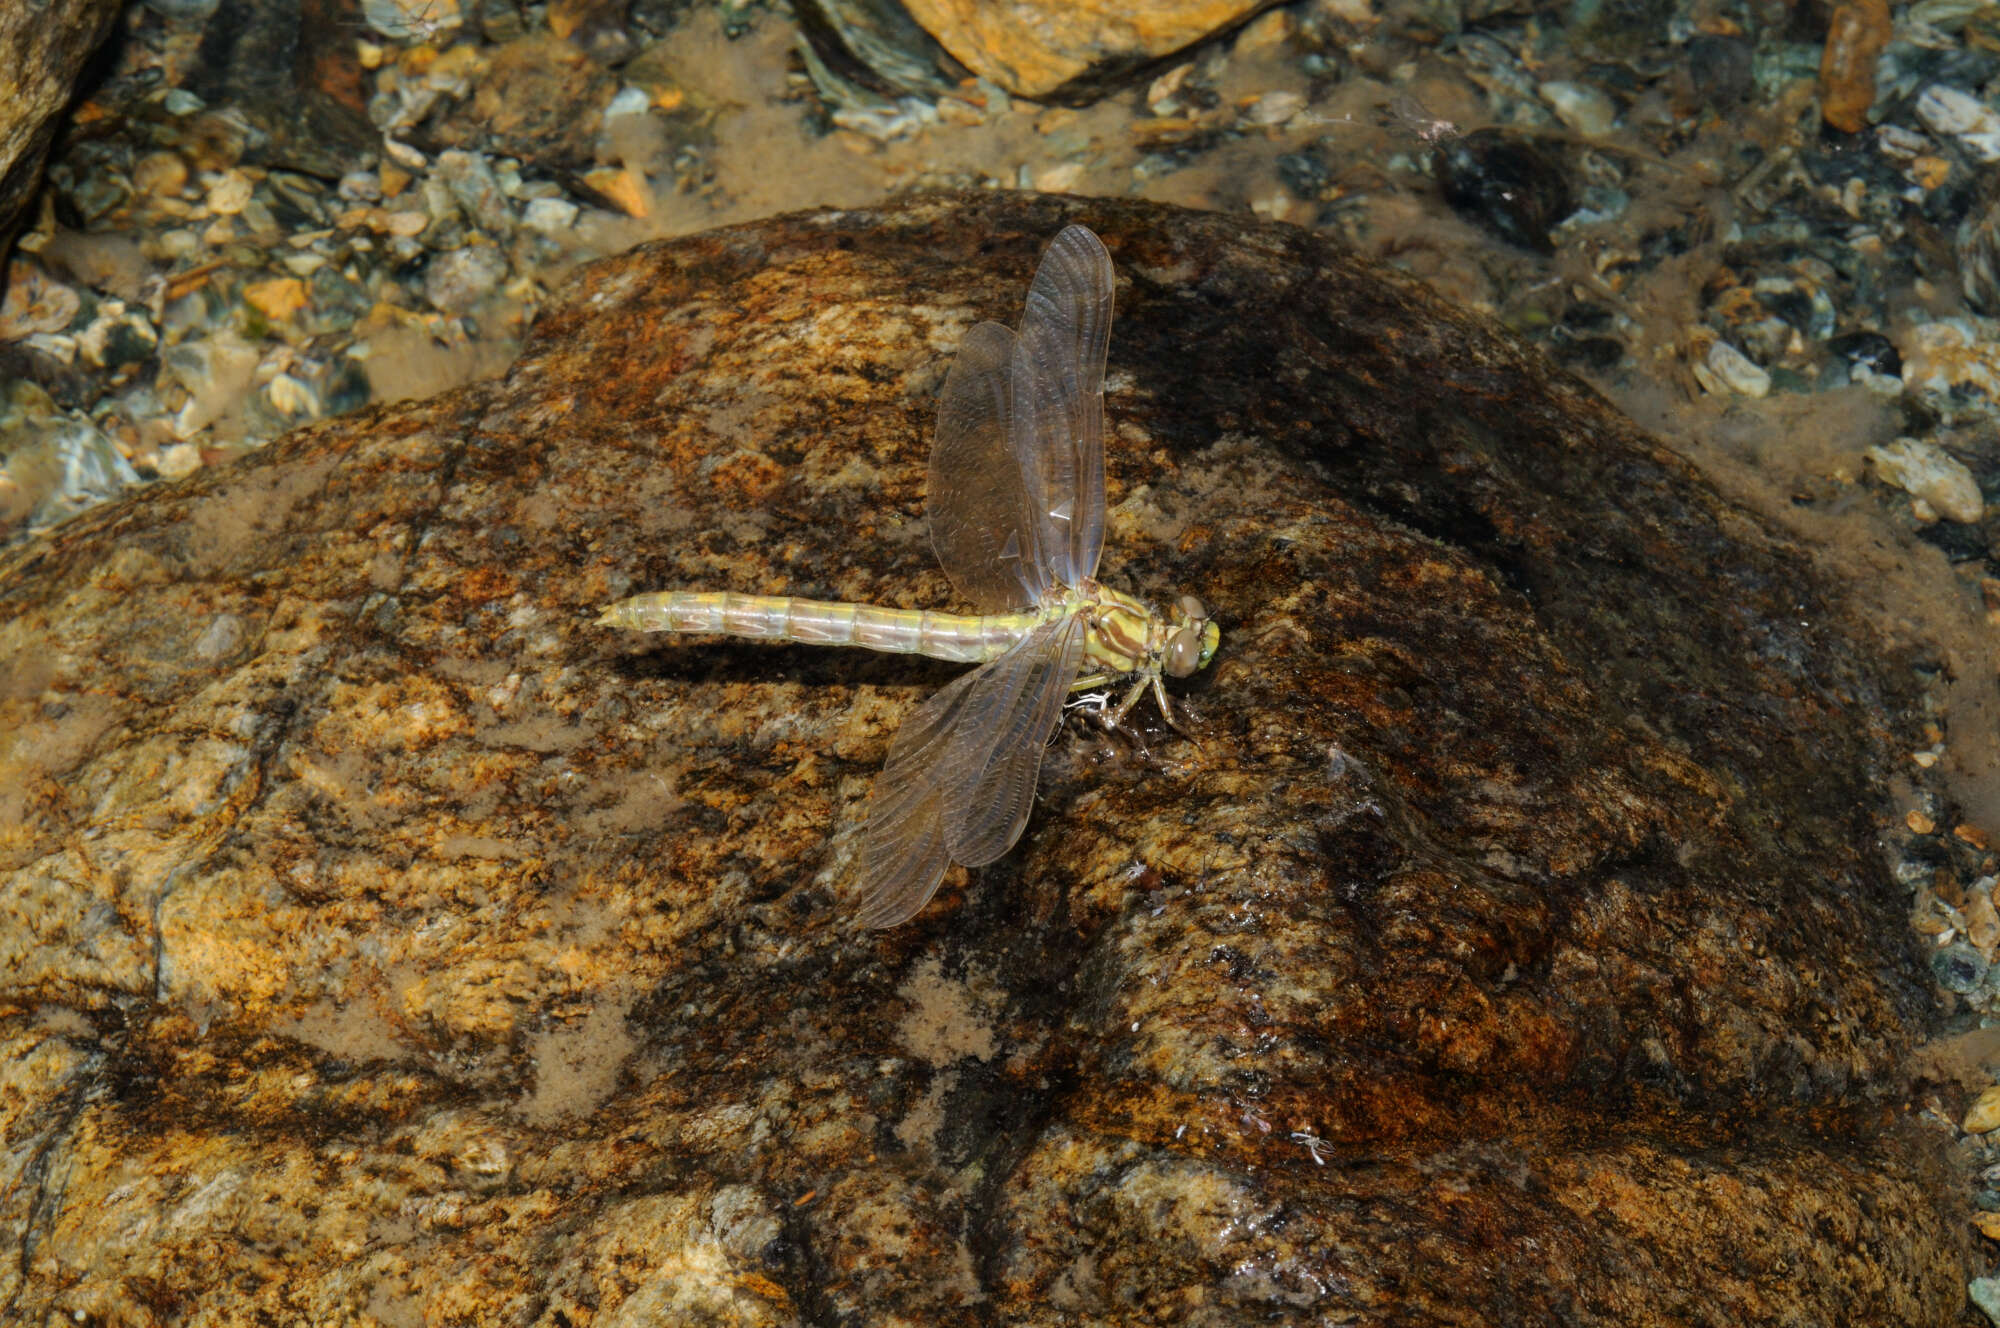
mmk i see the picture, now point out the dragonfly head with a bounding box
[1162,594,1220,678]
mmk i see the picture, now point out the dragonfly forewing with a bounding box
[927,320,1047,613]
[857,616,1084,928]
[1010,224,1113,586]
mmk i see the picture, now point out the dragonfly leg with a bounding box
[1070,671,1197,749]
[1107,675,1151,728]
[1150,673,1203,747]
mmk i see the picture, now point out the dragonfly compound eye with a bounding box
[1165,626,1204,677]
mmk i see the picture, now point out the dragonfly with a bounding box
[598,224,1221,928]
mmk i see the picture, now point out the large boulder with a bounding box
[0,193,1964,1323]
[0,0,121,258]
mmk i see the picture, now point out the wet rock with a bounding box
[521,195,580,234]
[0,195,1966,1323]
[420,33,615,172]
[548,0,635,64]
[1932,940,1989,993]
[1968,1084,2000,1133]
[1975,1275,2000,1324]
[204,169,254,216]
[0,380,141,533]
[242,276,309,325]
[1433,127,1574,253]
[151,107,252,175]
[793,0,968,104]
[898,0,1281,101]
[182,0,378,178]
[0,0,121,256]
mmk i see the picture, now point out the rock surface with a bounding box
[899,0,1279,100]
[0,193,1966,1323]
[0,0,121,257]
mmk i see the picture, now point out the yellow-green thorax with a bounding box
[1062,579,1219,680]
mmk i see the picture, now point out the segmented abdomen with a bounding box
[597,591,1038,664]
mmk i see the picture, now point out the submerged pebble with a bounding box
[1696,339,1771,398]
[1915,85,2000,161]
[1434,129,1574,254]
[1967,1084,2000,1133]
[424,242,508,314]
[0,261,82,339]
[1934,940,1991,993]
[1866,436,1986,524]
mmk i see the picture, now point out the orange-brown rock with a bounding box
[0,194,1967,1323]
[1820,0,1893,134]
[901,0,1279,99]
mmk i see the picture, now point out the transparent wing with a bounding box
[853,617,1083,929]
[1010,224,1113,587]
[855,664,978,929]
[927,321,1048,613]
[940,616,1085,866]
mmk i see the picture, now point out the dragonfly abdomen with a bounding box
[597,591,1041,664]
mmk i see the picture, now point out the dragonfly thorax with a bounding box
[1071,580,1219,681]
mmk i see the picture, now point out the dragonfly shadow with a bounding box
[607,638,967,692]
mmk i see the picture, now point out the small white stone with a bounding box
[1250,191,1301,223]
[338,169,382,202]
[157,442,202,478]
[1915,85,2000,162]
[384,137,428,170]
[1146,63,1193,111]
[521,197,578,235]
[1032,161,1086,194]
[1539,81,1618,137]
[1702,340,1770,398]
[157,228,201,260]
[266,373,320,419]
[1966,1083,2000,1133]
[1866,436,1985,524]
[1244,90,1306,127]
[205,170,253,215]
[1322,0,1377,21]
[606,84,653,119]
[1874,123,1929,160]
